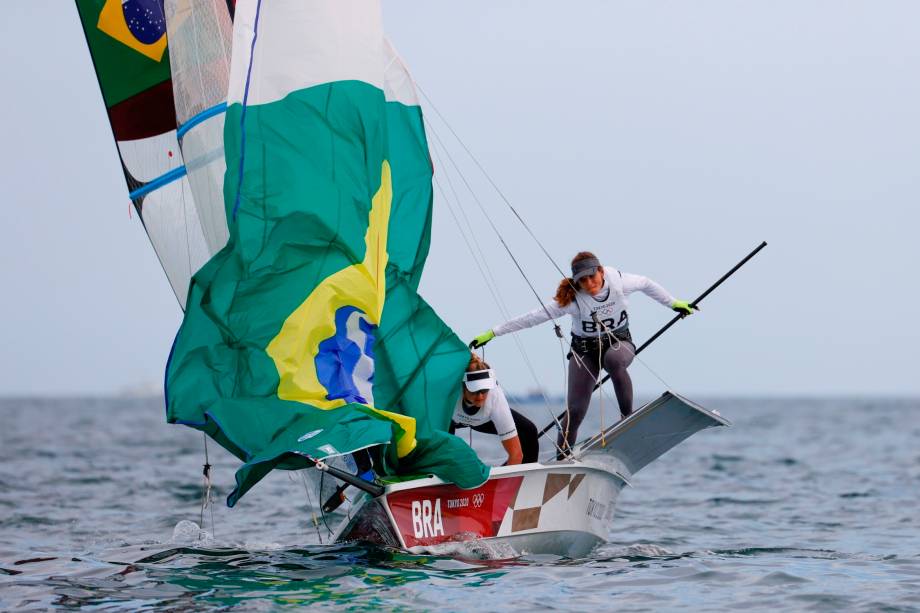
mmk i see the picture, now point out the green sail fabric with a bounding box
[165,16,488,504]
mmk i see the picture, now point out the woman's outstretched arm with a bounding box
[620,272,675,308]
[492,301,571,336]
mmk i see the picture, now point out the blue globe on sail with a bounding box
[122,0,167,45]
[315,306,377,405]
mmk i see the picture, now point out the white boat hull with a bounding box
[333,462,627,557]
[331,392,729,557]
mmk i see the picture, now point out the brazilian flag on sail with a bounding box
[166,0,489,506]
[74,0,175,140]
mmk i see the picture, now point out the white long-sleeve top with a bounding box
[492,266,675,339]
[451,385,518,440]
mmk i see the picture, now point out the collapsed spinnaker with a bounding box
[75,0,231,307]
[165,0,489,506]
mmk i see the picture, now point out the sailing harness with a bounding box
[569,327,633,358]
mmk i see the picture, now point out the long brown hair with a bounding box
[554,251,600,307]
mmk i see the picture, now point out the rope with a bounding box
[316,470,334,538]
[420,86,672,452]
[297,472,323,544]
[421,95,615,449]
[424,118,561,332]
[429,145,559,399]
[596,316,606,448]
[199,432,215,540]
[421,87,618,337]
[428,134,568,457]
[417,84,569,280]
[632,351,677,391]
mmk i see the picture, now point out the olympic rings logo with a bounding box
[472,493,485,507]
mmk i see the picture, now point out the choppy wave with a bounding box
[2,397,920,611]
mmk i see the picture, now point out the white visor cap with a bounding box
[463,369,496,392]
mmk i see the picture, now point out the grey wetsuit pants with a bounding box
[558,340,635,452]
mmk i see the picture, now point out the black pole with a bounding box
[309,457,384,497]
[536,241,767,439]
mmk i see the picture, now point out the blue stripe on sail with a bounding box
[232,0,265,220]
[177,102,228,139]
[128,166,188,200]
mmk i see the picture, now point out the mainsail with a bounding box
[75,0,227,308]
[163,0,232,257]
[164,0,489,505]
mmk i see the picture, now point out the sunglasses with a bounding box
[467,388,490,396]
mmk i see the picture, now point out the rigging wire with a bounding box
[199,433,215,540]
[297,471,324,545]
[631,351,676,392]
[435,172,562,454]
[316,470,334,539]
[430,173,566,456]
[418,86,618,337]
[425,114,624,452]
[416,84,570,280]
[596,314,680,411]
[596,320,606,447]
[428,134,540,347]
[423,118,559,329]
[420,92,644,453]
[428,131,567,456]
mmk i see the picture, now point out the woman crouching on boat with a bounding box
[470,251,695,455]
[450,354,539,465]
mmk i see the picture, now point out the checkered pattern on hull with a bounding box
[503,472,593,533]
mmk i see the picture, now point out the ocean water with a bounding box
[1,396,918,611]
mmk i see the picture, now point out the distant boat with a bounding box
[506,389,566,407]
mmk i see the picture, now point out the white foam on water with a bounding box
[169,520,212,545]
[241,540,285,551]
[614,543,675,558]
[166,520,291,551]
[408,538,520,561]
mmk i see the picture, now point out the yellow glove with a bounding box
[470,329,495,349]
[671,299,698,317]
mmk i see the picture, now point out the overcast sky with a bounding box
[1,1,918,397]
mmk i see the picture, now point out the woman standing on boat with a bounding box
[470,252,696,454]
[450,354,539,465]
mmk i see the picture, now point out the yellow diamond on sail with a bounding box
[97,0,168,62]
[268,160,391,411]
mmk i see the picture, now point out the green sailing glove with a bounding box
[671,299,699,317]
[470,329,495,349]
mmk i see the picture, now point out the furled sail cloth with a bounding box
[75,0,226,308]
[165,0,489,506]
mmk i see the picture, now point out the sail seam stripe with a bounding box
[232,0,264,220]
[128,166,188,200]
[177,102,228,139]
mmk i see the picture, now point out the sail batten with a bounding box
[128,166,189,200]
[177,102,228,138]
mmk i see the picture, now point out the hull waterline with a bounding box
[330,392,729,557]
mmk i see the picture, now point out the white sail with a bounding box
[165,0,232,260]
[75,0,233,309]
[117,132,210,309]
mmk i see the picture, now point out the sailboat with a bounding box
[332,392,727,556]
[75,0,730,557]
